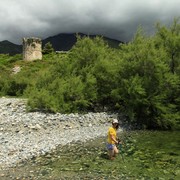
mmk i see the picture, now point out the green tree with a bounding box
[112,27,179,129]
[42,42,54,54]
[155,18,180,74]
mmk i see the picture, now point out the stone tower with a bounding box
[22,37,42,61]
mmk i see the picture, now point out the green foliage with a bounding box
[0,77,27,96]
[111,26,180,129]
[155,18,180,74]
[0,19,179,130]
[42,42,54,54]
[0,54,22,67]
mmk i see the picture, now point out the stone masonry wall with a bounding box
[22,37,42,61]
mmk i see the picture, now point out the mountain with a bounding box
[42,33,122,51]
[0,40,22,55]
[0,33,122,55]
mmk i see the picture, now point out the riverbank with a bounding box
[0,97,119,170]
[1,130,179,180]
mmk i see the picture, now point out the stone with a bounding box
[0,97,119,170]
[12,66,21,74]
[22,37,42,61]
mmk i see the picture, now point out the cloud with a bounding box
[0,0,179,44]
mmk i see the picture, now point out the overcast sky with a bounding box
[0,0,179,44]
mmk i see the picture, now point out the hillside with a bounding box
[42,33,122,51]
[0,40,22,55]
[0,33,122,55]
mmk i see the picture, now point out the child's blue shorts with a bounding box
[107,143,115,150]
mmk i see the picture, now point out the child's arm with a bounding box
[110,135,119,144]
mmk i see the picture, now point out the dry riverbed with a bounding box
[0,97,119,171]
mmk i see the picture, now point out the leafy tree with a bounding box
[42,42,54,54]
[111,27,179,129]
[155,18,180,125]
[155,18,180,74]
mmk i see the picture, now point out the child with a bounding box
[107,119,120,160]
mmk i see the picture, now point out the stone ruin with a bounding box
[22,37,42,61]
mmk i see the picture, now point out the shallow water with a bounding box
[1,131,180,179]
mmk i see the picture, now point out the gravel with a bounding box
[0,97,119,170]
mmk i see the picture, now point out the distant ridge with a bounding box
[0,40,22,55]
[0,33,122,55]
[42,33,122,51]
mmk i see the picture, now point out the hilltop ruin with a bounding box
[22,37,42,61]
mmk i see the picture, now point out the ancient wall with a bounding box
[22,37,42,61]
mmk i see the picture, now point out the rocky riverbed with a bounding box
[0,97,119,170]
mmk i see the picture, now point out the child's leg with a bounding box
[107,144,114,159]
[113,145,119,157]
[108,149,114,160]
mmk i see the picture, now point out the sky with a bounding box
[0,0,179,44]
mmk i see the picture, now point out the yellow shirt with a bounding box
[107,127,117,144]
